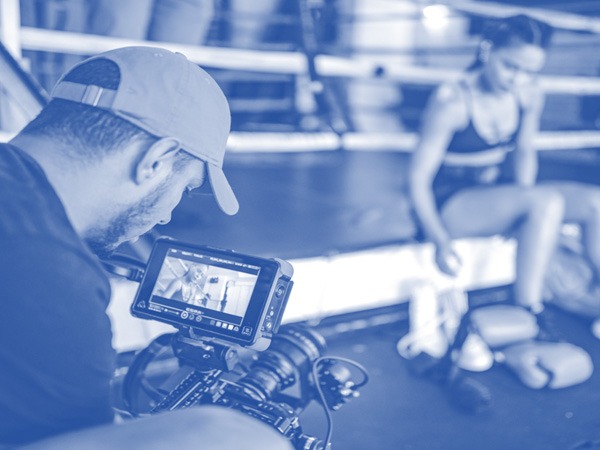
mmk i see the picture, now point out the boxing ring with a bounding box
[0,0,599,335]
[2,1,600,449]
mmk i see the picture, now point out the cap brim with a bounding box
[207,164,239,215]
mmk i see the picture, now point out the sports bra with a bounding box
[431,81,525,207]
[446,80,523,156]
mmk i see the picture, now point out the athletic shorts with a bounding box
[432,164,510,210]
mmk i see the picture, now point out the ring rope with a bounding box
[226,131,600,153]
[9,7,600,154]
[18,27,600,96]
[2,129,598,153]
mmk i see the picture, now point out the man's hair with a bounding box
[20,58,156,158]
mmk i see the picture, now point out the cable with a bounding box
[311,356,370,448]
[312,359,334,449]
[122,332,176,416]
[317,356,370,388]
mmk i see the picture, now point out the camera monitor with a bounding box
[131,238,293,350]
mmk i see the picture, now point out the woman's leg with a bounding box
[440,184,565,309]
[542,181,600,280]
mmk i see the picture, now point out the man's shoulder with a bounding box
[0,235,116,446]
[0,143,111,302]
[0,234,112,307]
[0,142,43,184]
[0,144,85,248]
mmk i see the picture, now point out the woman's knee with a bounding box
[526,187,565,221]
[584,190,600,221]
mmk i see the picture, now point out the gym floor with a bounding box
[300,305,600,450]
[153,149,600,450]
[162,148,600,260]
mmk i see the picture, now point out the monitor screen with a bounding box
[149,249,260,333]
[131,239,292,348]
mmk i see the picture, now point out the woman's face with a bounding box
[189,265,206,282]
[484,41,547,92]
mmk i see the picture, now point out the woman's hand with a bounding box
[434,242,463,277]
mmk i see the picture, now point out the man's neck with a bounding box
[9,134,114,238]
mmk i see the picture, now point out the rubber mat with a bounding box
[298,307,600,450]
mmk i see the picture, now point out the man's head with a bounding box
[18,46,238,256]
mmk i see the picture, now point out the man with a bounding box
[0,46,291,449]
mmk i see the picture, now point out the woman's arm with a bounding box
[192,284,211,303]
[162,278,183,298]
[409,83,467,274]
[410,84,465,245]
[514,83,546,186]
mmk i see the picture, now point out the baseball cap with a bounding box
[51,46,239,215]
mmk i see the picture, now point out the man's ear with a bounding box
[134,137,181,184]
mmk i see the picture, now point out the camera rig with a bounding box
[108,238,368,450]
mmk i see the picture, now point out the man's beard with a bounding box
[84,182,167,259]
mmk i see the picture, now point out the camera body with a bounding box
[130,325,336,450]
[123,238,365,450]
[131,237,293,350]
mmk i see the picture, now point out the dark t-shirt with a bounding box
[0,144,116,446]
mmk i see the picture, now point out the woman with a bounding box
[410,14,600,316]
[162,263,211,306]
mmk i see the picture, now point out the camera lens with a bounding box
[294,433,327,450]
[238,324,326,401]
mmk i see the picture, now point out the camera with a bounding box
[120,238,368,450]
[131,237,293,350]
